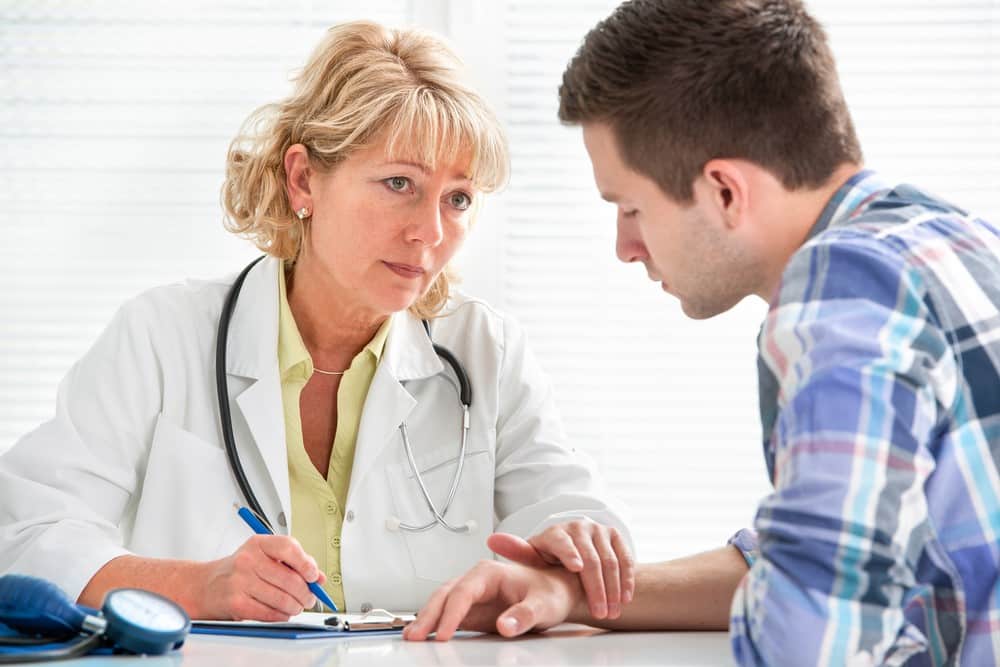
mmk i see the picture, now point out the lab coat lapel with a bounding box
[348,311,444,502]
[223,256,291,529]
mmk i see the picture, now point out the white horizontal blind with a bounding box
[501,0,769,562]
[498,0,1000,562]
[811,0,1000,219]
[3,1,998,568]
[0,1,412,449]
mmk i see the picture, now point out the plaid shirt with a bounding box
[729,171,1000,665]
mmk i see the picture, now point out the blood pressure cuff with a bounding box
[0,623,112,661]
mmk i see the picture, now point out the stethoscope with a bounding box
[215,256,476,536]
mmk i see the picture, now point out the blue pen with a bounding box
[235,505,340,612]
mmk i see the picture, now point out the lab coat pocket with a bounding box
[129,414,246,560]
[386,447,495,583]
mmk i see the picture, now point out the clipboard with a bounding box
[191,610,416,640]
[325,609,416,632]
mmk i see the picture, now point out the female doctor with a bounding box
[0,21,634,622]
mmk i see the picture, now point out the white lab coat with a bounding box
[0,257,630,611]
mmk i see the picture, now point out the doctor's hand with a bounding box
[491,521,634,620]
[199,535,323,621]
[403,560,584,641]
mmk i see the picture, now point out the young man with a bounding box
[403,0,1000,664]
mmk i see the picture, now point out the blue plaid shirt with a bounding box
[729,171,1000,665]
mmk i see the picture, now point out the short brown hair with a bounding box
[559,0,862,202]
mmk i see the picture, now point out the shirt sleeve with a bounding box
[729,236,951,666]
[0,298,162,600]
[728,528,759,567]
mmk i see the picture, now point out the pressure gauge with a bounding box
[102,589,190,655]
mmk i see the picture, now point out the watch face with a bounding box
[105,589,188,633]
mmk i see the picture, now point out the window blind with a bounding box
[2,1,998,564]
[499,0,769,562]
[0,1,412,448]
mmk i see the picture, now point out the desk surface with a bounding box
[64,626,732,666]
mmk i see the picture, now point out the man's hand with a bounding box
[490,521,635,619]
[199,535,322,620]
[402,560,585,641]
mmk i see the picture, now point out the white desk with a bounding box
[61,626,732,666]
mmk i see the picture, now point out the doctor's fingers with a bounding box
[572,531,611,620]
[251,535,321,583]
[487,532,549,568]
[230,595,298,622]
[253,557,317,610]
[611,529,636,606]
[564,522,630,618]
[213,567,303,621]
[245,581,309,619]
[527,528,583,570]
[591,529,624,619]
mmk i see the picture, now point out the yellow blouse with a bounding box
[277,265,390,610]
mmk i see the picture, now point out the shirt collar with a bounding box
[365,317,391,363]
[277,263,391,381]
[804,169,892,242]
[277,264,310,381]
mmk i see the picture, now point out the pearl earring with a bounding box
[296,207,310,220]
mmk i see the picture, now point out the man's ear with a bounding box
[701,159,750,230]
[284,144,313,211]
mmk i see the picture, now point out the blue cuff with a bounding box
[728,528,758,568]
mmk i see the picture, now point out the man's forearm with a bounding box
[78,554,210,617]
[570,545,748,630]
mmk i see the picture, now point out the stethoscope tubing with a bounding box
[216,255,273,533]
[394,407,471,533]
[217,257,474,538]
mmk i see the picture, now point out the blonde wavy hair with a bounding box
[222,21,509,318]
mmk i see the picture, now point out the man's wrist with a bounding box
[551,567,590,625]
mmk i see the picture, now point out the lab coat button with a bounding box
[331,574,342,585]
[325,501,337,515]
[345,510,355,522]
[277,512,287,528]
[331,536,341,548]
